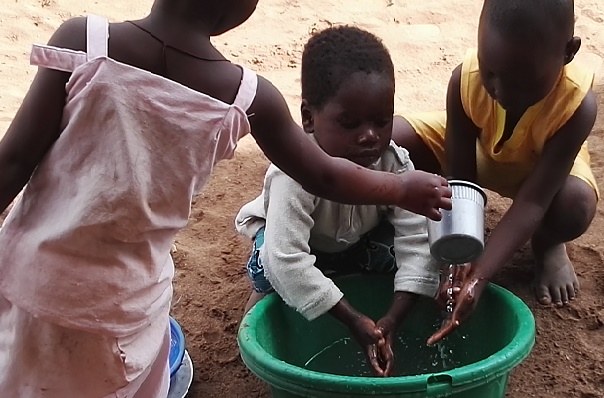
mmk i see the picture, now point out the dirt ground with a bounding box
[1,1,603,398]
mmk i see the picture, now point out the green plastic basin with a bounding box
[238,274,535,397]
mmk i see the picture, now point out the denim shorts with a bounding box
[245,220,396,294]
[246,226,274,293]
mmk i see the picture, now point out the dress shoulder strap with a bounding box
[86,15,109,60]
[233,67,258,112]
[30,15,108,72]
[30,45,87,73]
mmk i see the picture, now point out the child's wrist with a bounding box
[383,291,416,325]
[329,298,362,326]
[377,313,398,332]
[466,274,489,299]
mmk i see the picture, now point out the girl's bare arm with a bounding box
[248,76,452,217]
[0,18,87,213]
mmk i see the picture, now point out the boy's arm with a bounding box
[378,202,439,335]
[374,289,418,377]
[329,296,389,376]
[377,291,418,333]
[387,148,440,303]
[261,170,344,321]
[0,18,86,213]
[372,148,441,374]
[248,76,451,219]
[262,169,386,372]
[471,90,597,282]
[390,204,441,299]
[445,65,480,180]
[379,202,438,342]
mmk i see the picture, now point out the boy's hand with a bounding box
[375,316,397,376]
[373,291,418,376]
[329,299,395,376]
[398,171,451,221]
[428,276,487,345]
[435,264,472,309]
[348,314,388,376]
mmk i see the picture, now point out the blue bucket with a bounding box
[169,316,186,379]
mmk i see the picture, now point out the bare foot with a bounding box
[533,243,579,306]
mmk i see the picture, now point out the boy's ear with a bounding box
[564,36,581,64]
[300,99,314,134]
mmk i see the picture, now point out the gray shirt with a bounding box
[236,141,440,320]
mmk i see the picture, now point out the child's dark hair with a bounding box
[301,25,394,108]
[482,0,574,48]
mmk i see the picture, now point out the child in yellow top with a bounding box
[393,0,598,341]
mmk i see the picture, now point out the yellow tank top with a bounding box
[460,49,594,197]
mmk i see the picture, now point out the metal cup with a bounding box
[428,180,487,264]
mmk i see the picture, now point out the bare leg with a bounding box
[531,176,597,306]
[392,116,443,174]
[244,291,266,314]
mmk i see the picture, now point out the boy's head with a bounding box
[478,0,578,110]
[300,26,395,167]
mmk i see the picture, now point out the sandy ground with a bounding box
[1,1,603,397]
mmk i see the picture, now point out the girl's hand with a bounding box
[398,171,452,221]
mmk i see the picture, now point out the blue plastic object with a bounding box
[169,316,186,379]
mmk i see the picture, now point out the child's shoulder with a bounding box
[563,61,596,93]
[378,142,413,174]
[461,48,479,69]
[45,16,88,52]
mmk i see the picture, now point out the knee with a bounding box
[560,203,594,238]
[544,177,597,239]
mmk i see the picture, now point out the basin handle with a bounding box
[426,374,453,397]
